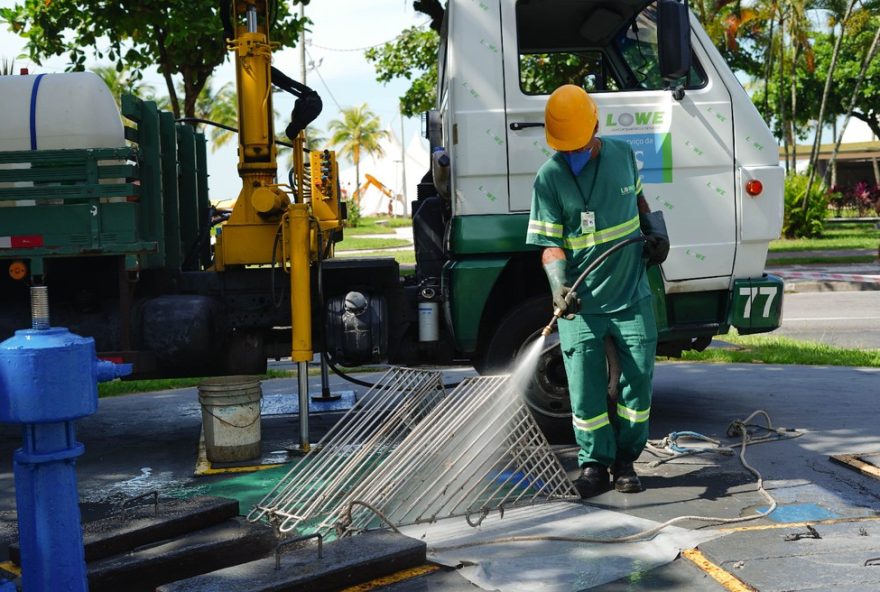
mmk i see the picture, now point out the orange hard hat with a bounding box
[544,85,598,151]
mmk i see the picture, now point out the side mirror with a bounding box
[657,0,692,81]
[424,110,443,151]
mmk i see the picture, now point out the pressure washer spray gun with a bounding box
[540,236,647,337]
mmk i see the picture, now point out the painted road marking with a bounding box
[0,562,20,577]
[720,514,880,533]
[340,564,441,591]
[777,271,880,284]
[194,428,287,476]
[681,548,757,592]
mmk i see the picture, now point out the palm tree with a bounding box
[805,0,859,200]
[1,57,16,75]
[327,104,391,204]
[91,65,158,106]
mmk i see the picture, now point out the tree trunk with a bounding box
[825,24,880,185]
[805,0,858,206]
[778,14,789,175]
[790,43,799,174]
[156,29,180,118]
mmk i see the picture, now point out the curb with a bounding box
[783,280,880,293]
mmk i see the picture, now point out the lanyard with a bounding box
[569,150,601,211]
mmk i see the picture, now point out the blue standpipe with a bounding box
[0,286,131,592]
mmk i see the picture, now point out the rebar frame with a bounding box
[250,370,579,537]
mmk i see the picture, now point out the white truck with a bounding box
[411,0,784,435]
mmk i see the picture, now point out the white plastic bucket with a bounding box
[198,376,263,463]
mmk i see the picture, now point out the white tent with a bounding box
[337,127,430,217]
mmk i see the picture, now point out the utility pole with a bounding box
[299,3,306,84]
[399,108,408,215]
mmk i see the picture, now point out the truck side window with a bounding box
[515,0,705,95]
[519,52,619,94]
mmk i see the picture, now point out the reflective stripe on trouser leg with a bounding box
[557,313,616,467]
[608,297,657,462]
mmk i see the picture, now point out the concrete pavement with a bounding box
[1,362,879,590]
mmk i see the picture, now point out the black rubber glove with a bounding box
[640,211,670,266]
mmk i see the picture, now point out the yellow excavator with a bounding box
[354,173,402,215]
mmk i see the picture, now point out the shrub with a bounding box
[344,199,362,228]
[783,174,829,238]
[850,181,880,216]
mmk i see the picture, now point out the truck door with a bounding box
[501,0,737,283]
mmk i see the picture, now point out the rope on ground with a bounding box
[338,410,804,551]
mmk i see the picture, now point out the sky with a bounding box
[0,0,430,204]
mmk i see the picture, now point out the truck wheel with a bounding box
[482,296,573,443]
[224,330,268,375]
[481,296,621,445]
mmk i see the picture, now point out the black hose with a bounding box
[569,236,646,294]
[176,117,295,149]
[542,236,647,336]
[323,351,462,391]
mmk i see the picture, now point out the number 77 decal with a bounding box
[739,286,778,318]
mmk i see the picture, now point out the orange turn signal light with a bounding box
[745,179,763,197]
[8,260,27,281]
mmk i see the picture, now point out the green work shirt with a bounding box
[526,137,649,314]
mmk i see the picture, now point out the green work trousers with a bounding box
[557,296,657,468]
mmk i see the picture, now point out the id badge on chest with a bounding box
[581,211,596,234]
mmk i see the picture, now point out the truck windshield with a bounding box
[516,0,705,95]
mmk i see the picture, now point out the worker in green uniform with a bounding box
[526,85,669,498]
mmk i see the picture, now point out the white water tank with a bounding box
[0,71,125,152]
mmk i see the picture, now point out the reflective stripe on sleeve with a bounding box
[572,412,611,432]
[563,214,640,251]
[616,403,650,424]
[635,176,643,194]
[528,220,564,239]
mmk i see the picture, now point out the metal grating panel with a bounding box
[247,367,447,531]
[250,370,579,538]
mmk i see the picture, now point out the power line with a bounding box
[307,20,431,52]
[304,46,341,111]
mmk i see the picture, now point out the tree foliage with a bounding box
[365,26,439,117]
[0,0,308,118]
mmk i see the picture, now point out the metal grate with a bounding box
[250,370,579,537]
[247,367,447,532]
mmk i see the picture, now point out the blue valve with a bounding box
[0,286,132,592]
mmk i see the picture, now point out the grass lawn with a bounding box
[770,222,879,252]
[336,237,411,250]
[673,330,879,368]
[334,250,417,265]
[98,366,387,398]
[343,216,413,236]
[98,369,294,398]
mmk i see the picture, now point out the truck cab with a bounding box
[415,0,784,434]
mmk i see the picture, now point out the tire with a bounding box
[481,295,621,445]
[482,296,573,443]
[224,330,268,375]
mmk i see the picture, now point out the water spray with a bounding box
[540,237,646,337]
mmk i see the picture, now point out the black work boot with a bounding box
[612,459,643,493]
[574,463,610,498]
